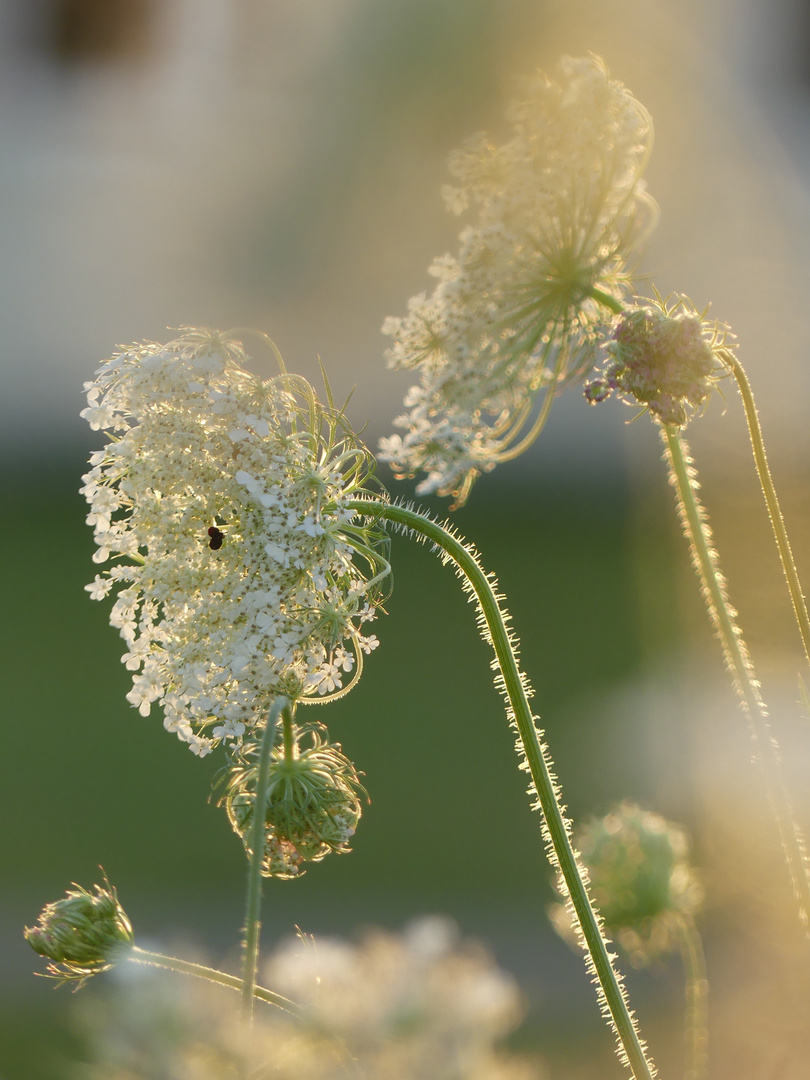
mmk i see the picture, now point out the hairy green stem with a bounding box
[718,349,810,667]
[242,699,285,1018]
[345,498,656,1080]
[674,915,708,1080]
[662,427,810,929]
[128,946,301,1015]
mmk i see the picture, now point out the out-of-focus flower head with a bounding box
[25,877,133,987]
[222,721,366,878]
[74,918,535,1079]
[381,55,656,506]
[584,293,731,425]
[267,917,524,1047]
[81,329,389,757]
[550,801,703,968]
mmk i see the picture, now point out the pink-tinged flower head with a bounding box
[584,294,731,426]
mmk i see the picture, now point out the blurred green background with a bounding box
[4,0,810,1076]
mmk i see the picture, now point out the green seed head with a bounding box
[24,877,134,987]
[223,724,366,879]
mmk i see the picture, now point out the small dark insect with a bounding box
[208,526,224,550]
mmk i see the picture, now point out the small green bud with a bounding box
[222,724,366,879]
[24,876,134,987]
[551,801,703,967]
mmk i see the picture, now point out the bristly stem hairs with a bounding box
[344,497,657,1080]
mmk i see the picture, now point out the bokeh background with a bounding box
[4,0,810,1076]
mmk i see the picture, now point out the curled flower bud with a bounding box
[584,294,731,426]
[222,723,366,879]
[81,328,389,757]
[550,801,703,967]
[381,55,656,505]
[24,878,134,986]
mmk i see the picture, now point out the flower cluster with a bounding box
[550,801,703,967]
[25,878,133,987]
[222,721,365,878]
[81,329,388,757]
[74,919,532,1080]
[380,55,656,505]
[584,295,729,425]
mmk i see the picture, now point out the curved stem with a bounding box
[586,285,625,315]
[345,498,656,1080]
[662,427,810,929]
[718,349,810,667]
[492,377,558,464]
[674,915,708,1080]
[242,699,286,1019]
[128,946,301,1016]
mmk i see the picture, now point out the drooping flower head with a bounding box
[81,329,388,757]
[381,56,657,505]
[584,293,731,425]
[550,801,703,967]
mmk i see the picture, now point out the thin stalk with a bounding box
[493,378,557,463]
[242,699,286,1019]
[662,427,810,928]
[344,498,656,1080]
[586,285,625,315]
[128,946,301,1016]
[281,706,295,762]
[674,915,708,1080]
[718,348,810,667]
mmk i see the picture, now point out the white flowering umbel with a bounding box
[81,329,388,757]
[381,56,656,505]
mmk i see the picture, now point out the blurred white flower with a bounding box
[81,328,389,755]
[381,55,656,505]
[74,919,539,1079]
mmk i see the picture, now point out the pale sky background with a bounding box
[1,0,810,479]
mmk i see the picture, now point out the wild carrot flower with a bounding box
[381,55,656,505]
[81,329,388,757]
[584,294,730,425]
[25,878,133,987]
